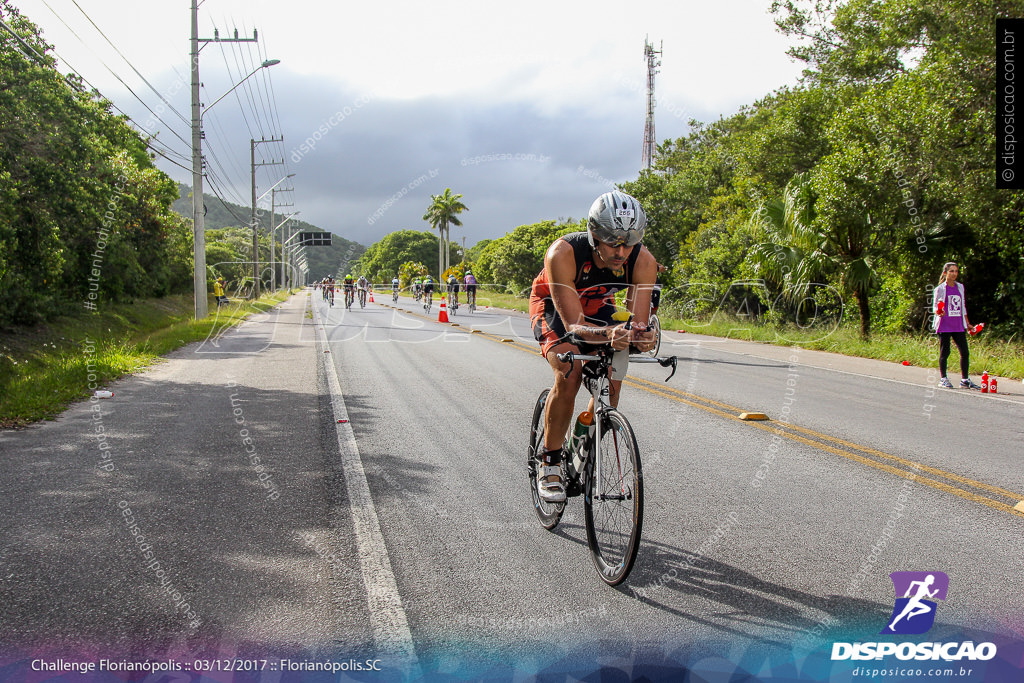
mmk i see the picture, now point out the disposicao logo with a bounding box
[882,571,948,635]
[831,571,997,662]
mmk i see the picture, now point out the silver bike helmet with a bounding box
[587,191,647,248]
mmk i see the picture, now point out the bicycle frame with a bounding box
[557,347,677,494]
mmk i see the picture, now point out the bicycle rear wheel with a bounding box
[584,409,643,585]
[528,389,564,529]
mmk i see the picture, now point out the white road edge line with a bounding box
[313,303,420,673]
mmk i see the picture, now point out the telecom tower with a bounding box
[642,36,662,170]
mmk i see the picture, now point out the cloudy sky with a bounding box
[13,0,807,248]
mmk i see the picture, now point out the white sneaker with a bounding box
[537,465,566,503]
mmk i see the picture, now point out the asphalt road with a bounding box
[1,290,1021,680]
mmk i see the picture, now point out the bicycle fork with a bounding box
[584,380,629,503]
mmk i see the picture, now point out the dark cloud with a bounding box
[137,67,738,249]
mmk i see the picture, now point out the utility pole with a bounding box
[271,187,294,291]
[642,36,662,171]
[250,136,284,297]
[191,2,258,319]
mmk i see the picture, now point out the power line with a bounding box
[68,0,191,127]
[205,171,253,226]
[1,15,191,169]
[36,0,192,151]
[220,16,258,142]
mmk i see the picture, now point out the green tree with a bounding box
[748,172,882,337]
[1,2,196,324]
[476,219,582,294]
[398,261,429,288]
[355,230,439,282]
[422,188,468,276]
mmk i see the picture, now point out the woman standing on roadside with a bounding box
[934,262,980,389]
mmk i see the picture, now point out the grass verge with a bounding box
[0,291,295,428]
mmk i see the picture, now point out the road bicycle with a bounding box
[448,287,459,316]
[393,288,400,303]
[327,287,334,307]
[423,290,433,314]
[467,287,476,314]
[344,287,354,310]
[528,341,677,585]
[358,287,367,308]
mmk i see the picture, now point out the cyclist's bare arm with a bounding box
[625,247,658,349]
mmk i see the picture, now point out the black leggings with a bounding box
[938,331,969,379]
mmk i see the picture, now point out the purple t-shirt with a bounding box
[936,282,966,333]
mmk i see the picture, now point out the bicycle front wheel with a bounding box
[644,314,662,358]
[528,389,564,529]
[584,409,643,585]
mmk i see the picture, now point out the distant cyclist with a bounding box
[343,274,355,309]
[413,277,423,301]
[446,274,460,308]
[357,275,369,307]
[324,275,335,306]
[529,191,657,502]
[464,269,477,310]
[392,275,400,302]
[422,275,435,311]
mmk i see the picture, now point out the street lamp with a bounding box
[191,47,280,319]
[263,173,296,292]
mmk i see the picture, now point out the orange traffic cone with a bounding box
[438,298,449,323]
[369,291,375,303]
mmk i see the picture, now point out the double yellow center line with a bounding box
[625,375,1024,519]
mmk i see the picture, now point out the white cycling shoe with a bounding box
[537,465,566,503]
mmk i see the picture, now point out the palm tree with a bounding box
[422,188,468,276]
[747,172,879,337]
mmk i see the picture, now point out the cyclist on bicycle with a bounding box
[323,275,335,305]
[446,274,459,306]
[422,275,434,309]
[342,274,355,307]
[464,269,477,308]
[529,191,657,503]
[357,275,369,305]
[413,277,423,301]
[392,275,400,300]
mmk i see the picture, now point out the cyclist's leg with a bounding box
[542,342,584,453]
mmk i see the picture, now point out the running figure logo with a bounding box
[882,571,949,635]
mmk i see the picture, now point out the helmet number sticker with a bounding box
[616,208,635,218]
